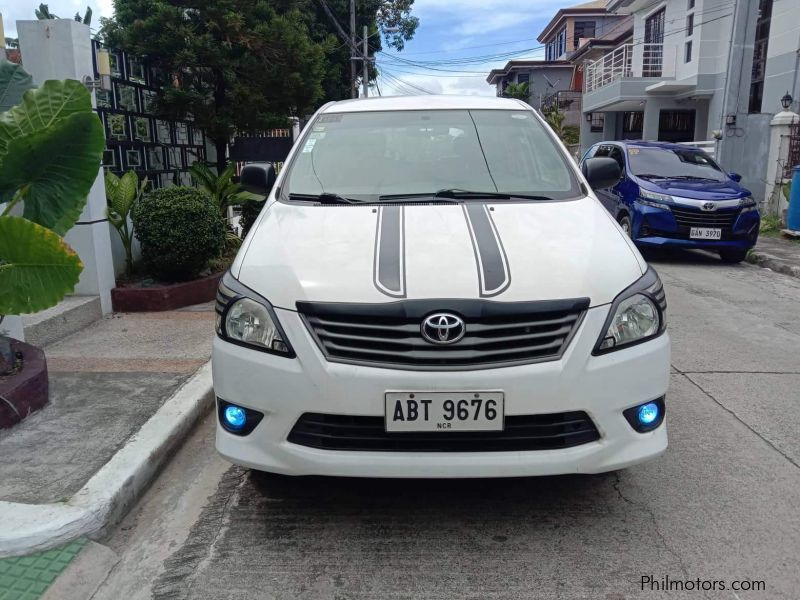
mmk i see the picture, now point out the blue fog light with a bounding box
[638,402,660,426]
[623,397,665,433]
[224,405,247,430]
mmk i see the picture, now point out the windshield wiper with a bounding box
[377,192,461,204]
[664,175,721,182]
[377,189,555,203]
[635,173,669,180]
[287,192,361,205]
[435,188,553,200]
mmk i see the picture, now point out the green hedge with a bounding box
[131,186,225,281]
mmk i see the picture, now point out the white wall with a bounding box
[17,19,116,313]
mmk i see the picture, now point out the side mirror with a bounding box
[728,172,742,182]
[582,157,622,190]
[240,163,276,197]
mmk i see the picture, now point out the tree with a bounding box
[34,3,58,19]
[35,4,93,25]
[101,0,333,172]
[305,0,419,100]
[542,106,579,145]
[503,82,531,103]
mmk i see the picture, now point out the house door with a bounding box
[621,111,644,139]
[643,8,665,77]
[658,110,696,142]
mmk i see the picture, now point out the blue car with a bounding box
[580,141,759,263]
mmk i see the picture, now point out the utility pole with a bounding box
[350,0,356,98]
[362,24,369,98]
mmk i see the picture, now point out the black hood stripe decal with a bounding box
[373,205,406,298]
[463,203,511,297]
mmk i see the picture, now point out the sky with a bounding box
[2,0,558,96]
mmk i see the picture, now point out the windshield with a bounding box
[282,109,580,201]
[627,146,728,182]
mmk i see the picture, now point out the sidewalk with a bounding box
[747,234,800,279]
[0,302,216,585]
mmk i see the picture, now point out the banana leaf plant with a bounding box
[0,60,104,370]
[105,170,148,275]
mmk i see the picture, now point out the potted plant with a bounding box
[0,61,104,427]
[109,186,227,311]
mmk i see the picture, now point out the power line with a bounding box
[379,68,435,95]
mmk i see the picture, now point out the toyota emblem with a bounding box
[701,202,716,211]
[421,313,466,345]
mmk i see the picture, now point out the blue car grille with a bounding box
[645,206,745,240]
[670,206,740,230]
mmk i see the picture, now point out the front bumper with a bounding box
[213,304,670,477]
[631,204,759,251]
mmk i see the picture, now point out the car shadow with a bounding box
[639,246,727,266]
[247,468,617,515]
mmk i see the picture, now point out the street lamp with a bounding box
[780,91,793,110]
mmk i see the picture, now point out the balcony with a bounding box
[584,43,676,93]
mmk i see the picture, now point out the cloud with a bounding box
[378,71,495,97]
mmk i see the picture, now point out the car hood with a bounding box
[641,178,750,200]
[235,198,645,309]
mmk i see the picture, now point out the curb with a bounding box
[746,250,800,280]
[0,361,214,558]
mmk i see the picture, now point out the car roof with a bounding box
[322,94,530,114]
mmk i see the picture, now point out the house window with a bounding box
[749,0,773,113]
[574,21,596,48]
[547,26,567,60]
[688,0,695,8]
[590,113,605,132]
[685,41,693,63]
[517,73,530,84]
[686,14,694,36]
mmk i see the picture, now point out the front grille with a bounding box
[297,298,588,370]
[288,412,601,452]
[670,206,740,238]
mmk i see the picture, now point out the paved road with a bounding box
[91,250,800,600]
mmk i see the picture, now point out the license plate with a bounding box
[690,227,722,240]
[385,391,504,432]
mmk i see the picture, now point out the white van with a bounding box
[212,95,669,477]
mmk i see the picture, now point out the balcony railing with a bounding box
[584,43,675,93]
[541,90,582,113]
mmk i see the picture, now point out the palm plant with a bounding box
[189,161,257,219]
[105,170,148,275]
[503,82,531,103]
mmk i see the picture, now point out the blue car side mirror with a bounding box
[729,172,742,182]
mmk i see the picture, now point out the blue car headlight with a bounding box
[637,188,673,210]
[739,195,758,213]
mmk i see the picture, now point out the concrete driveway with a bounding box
[89,251,800,600]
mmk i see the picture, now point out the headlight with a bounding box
[739,196,758,213]
[594,266,667,354]
[639,188,673,205]
[215,272,294,356]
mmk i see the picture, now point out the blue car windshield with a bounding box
[627,147,728,182]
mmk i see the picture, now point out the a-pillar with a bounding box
[17,19,115,314]
[763,110,799,215]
